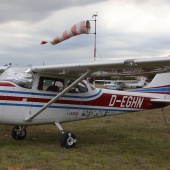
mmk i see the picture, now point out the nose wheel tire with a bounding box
[60,132,77,149]
[11,126,27,140]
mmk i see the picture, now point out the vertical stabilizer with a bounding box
[146,72,170,87]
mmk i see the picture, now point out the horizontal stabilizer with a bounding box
[151,98,170,103]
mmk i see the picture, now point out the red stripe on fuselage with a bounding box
[0,82,15,87]
[0,93,167,110]
[0,96,23,101]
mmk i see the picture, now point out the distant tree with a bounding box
[146,74,156,82]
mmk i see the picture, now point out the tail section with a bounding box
[146,72,170,88]
[127,72,170,95]
[127,72,170,104]
[147,72,170,103]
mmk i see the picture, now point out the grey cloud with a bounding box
[96,31,170,59]
[1,0,170,66]
[0,0,106,23]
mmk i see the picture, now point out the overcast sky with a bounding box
[1,0,170,66]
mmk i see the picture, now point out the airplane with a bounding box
[125,77,147,88]
[99,80,125,90]
[0,57,170,149]
[102,80,126,90]
[95,77,147,90]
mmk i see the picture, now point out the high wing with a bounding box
[32,57,170,77]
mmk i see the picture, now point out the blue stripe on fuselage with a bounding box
[127,87,170,93]
[0,89,102,99]
[0,102,137,113]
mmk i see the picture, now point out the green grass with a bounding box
[0,107,170,170]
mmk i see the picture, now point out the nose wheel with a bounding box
[11,126,27,140]
[60,132,77,148]
[55,122,77,148]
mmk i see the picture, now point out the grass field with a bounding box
[0,106,170,170]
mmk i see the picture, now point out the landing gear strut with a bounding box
[11,126,27,140]
[55,122,77,148]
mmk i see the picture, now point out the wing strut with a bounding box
[25,69,92,122]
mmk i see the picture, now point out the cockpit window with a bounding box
[0,67,34,89]
[68,80,88,93]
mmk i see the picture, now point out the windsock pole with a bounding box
[92,13,98,61]
[92,13,98,87]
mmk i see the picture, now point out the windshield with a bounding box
[0,67,34,89]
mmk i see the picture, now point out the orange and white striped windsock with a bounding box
[41,20,91,45]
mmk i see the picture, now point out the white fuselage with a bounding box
[0,80,167,126]
[0,68,169,126]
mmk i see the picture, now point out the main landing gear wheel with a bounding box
[11,126,27,140]
[60,132,77,149]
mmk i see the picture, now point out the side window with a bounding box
[38,77,64,92]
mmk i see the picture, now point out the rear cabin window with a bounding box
[38,77,64,92]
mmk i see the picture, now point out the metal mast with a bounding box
[92,13,98,61]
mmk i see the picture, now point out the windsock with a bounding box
[41,20,91,45]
